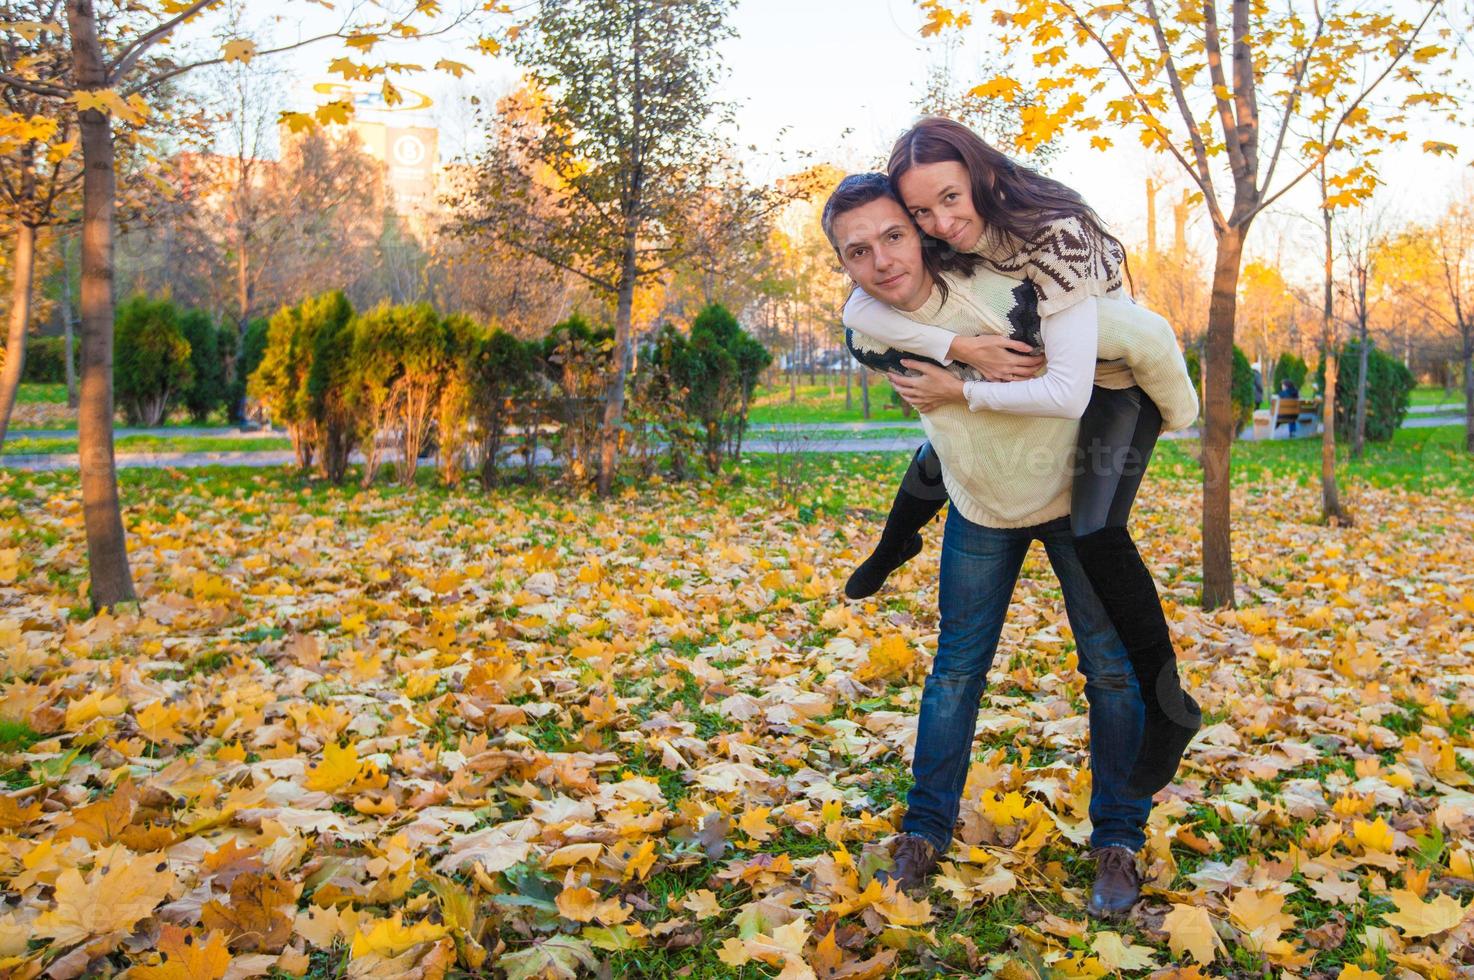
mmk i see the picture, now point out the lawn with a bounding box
[1,434,293,456]
[2,445,1471,979]
[16,382,68,404]
[748,374,916,425]
[1409,385,1465,409]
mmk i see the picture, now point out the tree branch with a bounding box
[105,0,213,85]
[0,71,70,98]
[1230,0,1259,187]
[1250,0,1441,221]
[1201,0,1250,189]
[1137,0,1222,218]
[1259,3,1327,195]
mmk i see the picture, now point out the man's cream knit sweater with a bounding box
[885,268,1198,529]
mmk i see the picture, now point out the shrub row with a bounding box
[247,291,768,487]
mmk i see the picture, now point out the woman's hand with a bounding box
[887,361,967,414]
[946,334,1045,381]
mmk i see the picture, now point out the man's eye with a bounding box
[945,193,958,203]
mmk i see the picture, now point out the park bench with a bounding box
[1269,395,1322,438]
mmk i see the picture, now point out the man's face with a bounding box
[832,196,932,311]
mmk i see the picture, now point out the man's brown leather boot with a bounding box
[874,833,939,895]
[1087,844,1141,919]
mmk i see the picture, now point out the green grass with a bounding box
[747,375,917,425]
[17,382,67,404]
[1410,385,1465,409]
[2,434,292,456]
[0,719,41,753]
[1152,423,1474,494]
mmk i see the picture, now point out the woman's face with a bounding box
[896,160,983,252]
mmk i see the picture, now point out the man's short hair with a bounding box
[820,173,898,252]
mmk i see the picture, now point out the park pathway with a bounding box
[2,409,1466,472]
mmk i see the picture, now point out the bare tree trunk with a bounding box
[860,364,870,419]
[68,0,137,610]
[1463,323,1473,455]
[789,299,797,404]
[62,232,78,408]
[1319,195,1349,524]
[1351,265,1370,458]
[597,231,638,496]
[1200,226,1244,610]
[0,221,37,450]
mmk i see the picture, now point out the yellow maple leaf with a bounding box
[304,741,363,793]
[1353,816,1395,853]
[738,806,776,843]
[349,912,448,959]
[621,838,657,881]
[435,58,472,78]
[874,885,932,926]
[34,854,176,945]
[279,111,314,134]
[1382,889,1470,938]
[65,689,126,729]
[136,701,185,744]
[1092,930,1158,971]
[857,634,915,682]
[1227,889,1295,947]
[221,39,256,64]
[314,100,353,127]
[1336,966,1383,980]
[130,925,232,980]
[1162,903,1225,964]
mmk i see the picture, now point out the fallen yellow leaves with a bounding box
[33,852,176,946]
[2,462,1473,977]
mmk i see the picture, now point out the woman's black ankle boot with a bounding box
[845,444,946,600]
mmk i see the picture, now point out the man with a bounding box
[823,173,1150,918]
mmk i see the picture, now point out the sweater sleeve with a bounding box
[842,287,957,365]
[1112,300,1200,431]
[961,296,1096,419]
[1025,216,1127,318]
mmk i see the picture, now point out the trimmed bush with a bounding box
[227,317,268,423]
[349,303,453,487]
[1315,340,1414,443]
[470,328,541,486]
[540,314,613,485]
[115,295,193,426]
[1184,344,1255,435]
[179,309,226,423]
[22,337,71,383]
[302,292,357,482]
[1272,352,1308,392]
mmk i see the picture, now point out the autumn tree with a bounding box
[919,0,1463,607]
[0,16,79,450]
[1378,191,1474,454]
[1237,259,1298,397]
[1336,208,1391,458]
[458,0,784,495]
[0,0,493,610]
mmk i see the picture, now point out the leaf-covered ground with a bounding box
[2,452,1473,979]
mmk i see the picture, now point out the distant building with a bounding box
[281,80,444,236]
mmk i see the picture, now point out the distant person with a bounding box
[1278,378,1300,434]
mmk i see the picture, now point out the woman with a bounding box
[844,117,1200,799]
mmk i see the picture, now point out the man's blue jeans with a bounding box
[901,507,1152,854]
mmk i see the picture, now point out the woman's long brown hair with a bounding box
[887,116,1132,291]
